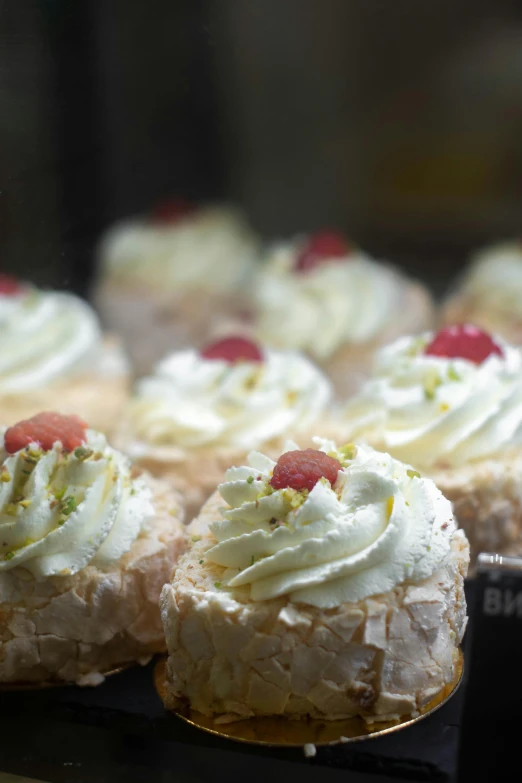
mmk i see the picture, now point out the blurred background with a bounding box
[2,0,522,294]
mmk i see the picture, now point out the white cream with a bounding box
[343,333,522,468]
[461,241,522,317]
[254,240,404,358]
[127,348,331,452]
[0,288,106,393]
[205,439,456,609]
[99,206,257,293]
[0,430,154,578]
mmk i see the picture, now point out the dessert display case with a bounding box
[2,3,522,783]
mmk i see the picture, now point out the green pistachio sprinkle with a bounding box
[423,369,443,400]
[0,470,10,483]
[74,446,94,461]
[447,365,461,382]
[19,499,32,509]
[4,551,15,561]
[54,487,66,501]
[406,337,426,357]
[169,509,177,517]
[59,496,77,517]
[214,582,222,589]
[130,488,136,496]
[339,443,358,461]
[191,535,202,543]
[250,555,255,566]
[246,476,254,484]
[406,469,421,479]
[199,559,204,565]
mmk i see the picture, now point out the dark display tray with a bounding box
[0,654,465,783]
[0,582,478,783]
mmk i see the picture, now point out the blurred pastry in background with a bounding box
[94,200,259,376]
[0,412,186,685]
[443,241,522,344]
[117,335,337,521]
[342,324,522,562]
[251,231,434,397]
[160,439,468,721]
[0,275,129,436]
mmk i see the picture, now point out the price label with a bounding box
[459,554,522,782]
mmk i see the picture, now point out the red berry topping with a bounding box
[151,198,196,225]
[4,412,88,454]
[295,231,351,273]
[270,449,341,492]
[425,324,503,364]
[201,336,263,363]
[0,274,23,295]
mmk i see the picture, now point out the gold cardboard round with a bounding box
[155,650,463,747]
[0,662,134,691]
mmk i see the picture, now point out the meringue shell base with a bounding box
[442,292,522,347]
[94,280,247,377]
[431,450,522,563]
[160,492,469,722]
[324,281,435,398]
[155,649,463,745]
[0,475,186,686]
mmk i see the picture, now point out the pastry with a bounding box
[0,274,129,436]
[0,412,186,685]
[251,231,434,396]
[160,439,468,721]
[443,241,522,344]
[342,324,522,560]
[94,200,258,375]
[117,335,336,521]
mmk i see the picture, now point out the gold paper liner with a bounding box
[0,662,135,691]
[154,650,463,747]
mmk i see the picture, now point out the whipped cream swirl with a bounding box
[343,333,522,468]
[460,241,522,318]
[254,241,404,358]
[127,348,331,452]
[0,288,105,393]
[0,430,154,578]
[206,440,456,608]
[99,206,257,293]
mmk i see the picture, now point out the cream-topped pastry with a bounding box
[0,275,128,435]
[252,231,434,395]
[100,201,256,293]
[443,241,522,344]
[94,201,259,374]
[0,412,186,685]
[119,336,335,519]
[342,325,522,560]
[160,439,468,721]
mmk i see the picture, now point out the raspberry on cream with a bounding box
[150,198,196,225]
[425,324,502,363]
[5,412,87,454]
[295,231,351,273]
[0,416,154,578]
[206,440,456,609]
[0,274,24,296]
[200,336,263,363]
